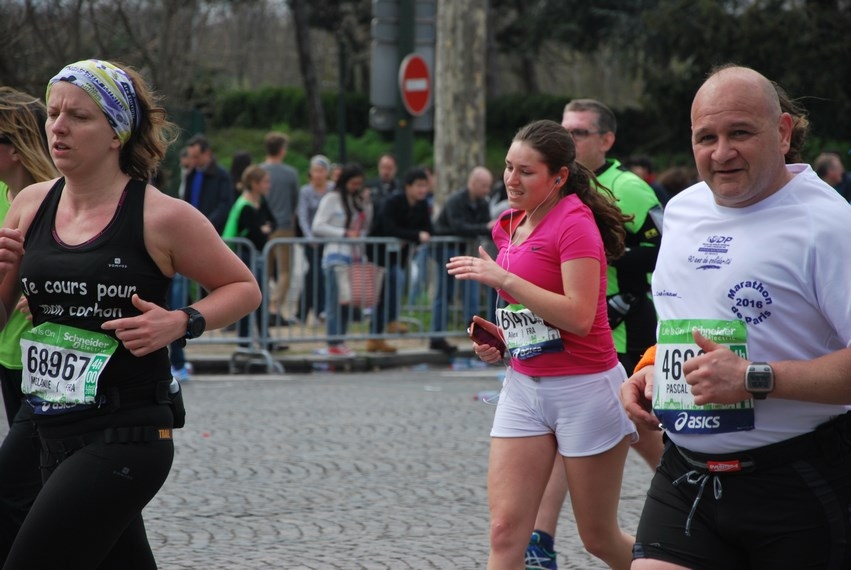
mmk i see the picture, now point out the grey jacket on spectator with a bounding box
[262,162,299,231]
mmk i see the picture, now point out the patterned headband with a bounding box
[46,59,140,145]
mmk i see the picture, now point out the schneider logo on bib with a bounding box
[20,322,118,406]
[654,319,754,434]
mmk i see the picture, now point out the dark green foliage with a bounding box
[320,91,371,137]
[214,87,370,136]
[486,94,567,142]
[491,0,643,60]
[635,0,851,153]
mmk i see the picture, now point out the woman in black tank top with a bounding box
[0,60,260,570]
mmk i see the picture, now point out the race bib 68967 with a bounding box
[20,323,118,405]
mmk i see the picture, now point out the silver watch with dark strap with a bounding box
[744,362,774,400]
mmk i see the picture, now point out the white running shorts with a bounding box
[490,364,637,457]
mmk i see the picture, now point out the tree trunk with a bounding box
[290,0,327,155]
[434,0,488,206]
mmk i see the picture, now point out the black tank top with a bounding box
[20,178,171,408]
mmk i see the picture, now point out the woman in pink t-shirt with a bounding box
[448,119,636,570]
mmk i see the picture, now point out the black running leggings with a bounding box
[0,402,41,567]
[3,416,174,570]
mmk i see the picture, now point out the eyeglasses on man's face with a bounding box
[565,128,604,141]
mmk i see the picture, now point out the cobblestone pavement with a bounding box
[2,366,652,569]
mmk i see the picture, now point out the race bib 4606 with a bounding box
[654,319,754,434]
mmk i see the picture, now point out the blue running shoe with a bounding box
[525,531,557,570]
[171,362,193,383]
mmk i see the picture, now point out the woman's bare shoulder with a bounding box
[7,179,59,231]
[141,184,218,276]
[17,179,56,203]
[143,184,197,220]
[142,184,220,246]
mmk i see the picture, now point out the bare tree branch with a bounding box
[290,0,327,153]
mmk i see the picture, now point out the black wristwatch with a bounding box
[178,307,206,346]
[744,362,774,400]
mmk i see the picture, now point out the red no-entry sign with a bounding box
[398,54,432,117]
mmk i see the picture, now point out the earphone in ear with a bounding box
[555,176,562,185]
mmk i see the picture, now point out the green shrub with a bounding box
[214,87,370,137]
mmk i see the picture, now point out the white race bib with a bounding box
[20,323,118,405]
[496,305,564,360]
[654,319,754,434]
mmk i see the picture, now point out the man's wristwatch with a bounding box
[178,307,206,346]
[744,362,774,400]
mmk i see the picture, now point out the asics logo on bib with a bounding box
[41,401,77,412]
[514,345,543,359]
[674,412,721,431]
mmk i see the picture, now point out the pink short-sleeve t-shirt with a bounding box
[493,194,618,376]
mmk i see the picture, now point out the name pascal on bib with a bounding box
[654,319,755,434]
[20,322,118,415]
[496,304,564,361]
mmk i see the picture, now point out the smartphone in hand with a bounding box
[467,319,506,358]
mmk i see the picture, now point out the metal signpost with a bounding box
[370,0,436,174]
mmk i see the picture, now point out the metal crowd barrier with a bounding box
[178,235,493,373]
